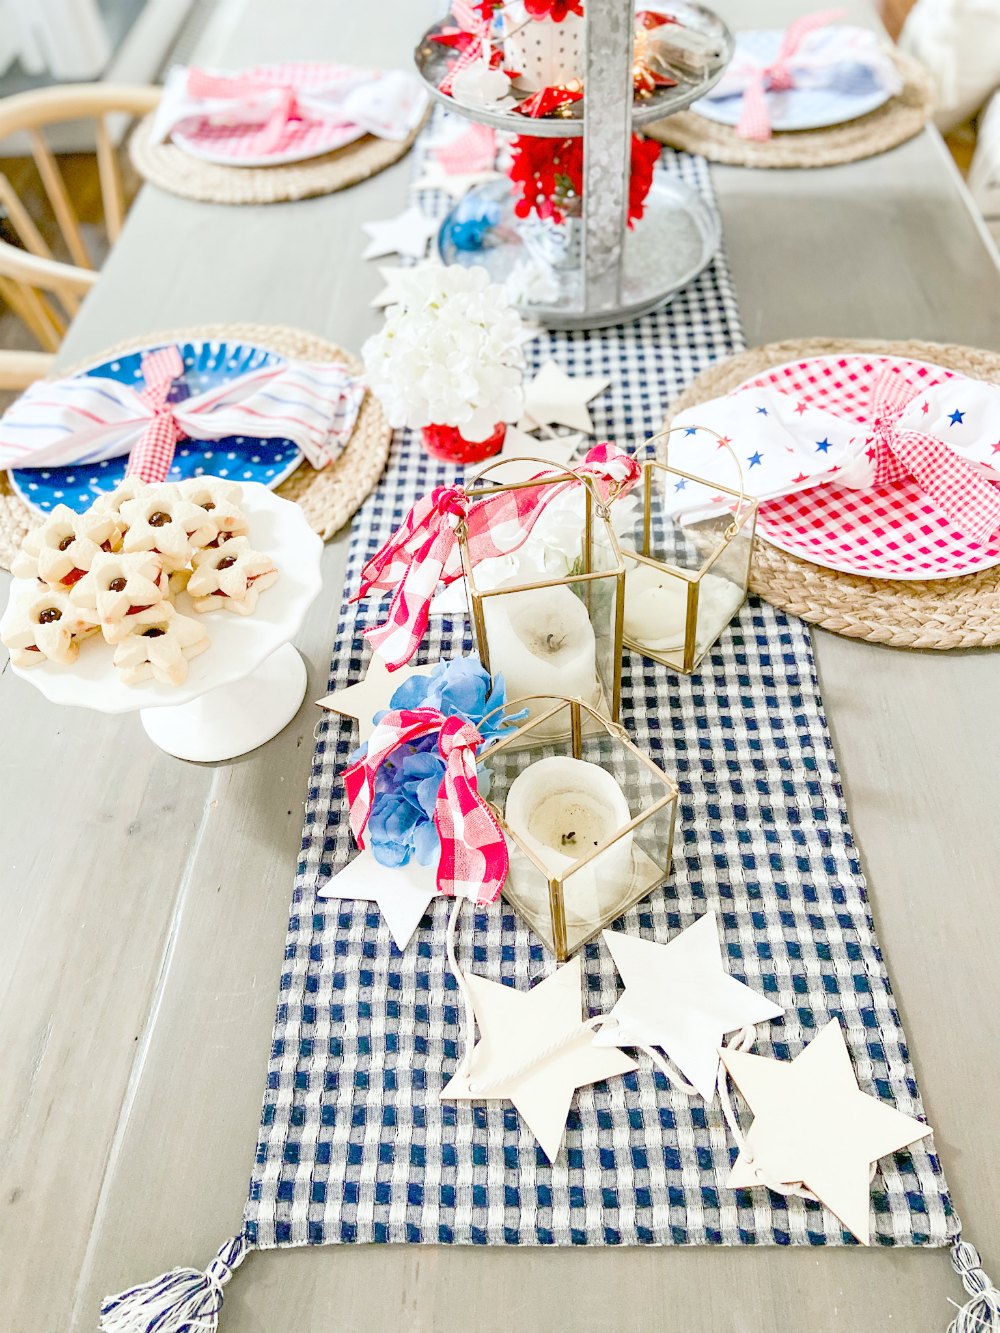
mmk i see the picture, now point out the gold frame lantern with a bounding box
[457,458,628,732]
[617,426,758,675]
[482,696,679,961]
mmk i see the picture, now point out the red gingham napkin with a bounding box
[669,355,1000,579]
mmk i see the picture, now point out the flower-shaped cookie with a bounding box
[112,605,209,687]
[93,476,151,516]
[12,504,123,587]
[179,476,249,546]
[188,536,278,615]
[72,551,171,643]
[119,487,215,570]
[2,586,95,668]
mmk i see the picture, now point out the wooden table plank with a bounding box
[1,0,997,1329]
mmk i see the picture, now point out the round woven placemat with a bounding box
[666,337,1000,650]
[646,51,932,169]
[128,113,424,204]
[0,323,392,571]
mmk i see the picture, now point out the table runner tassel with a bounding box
[949,1240,1000,1333]
[99,1232,250,1333]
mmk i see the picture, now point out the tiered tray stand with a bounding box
[415,0,734,328]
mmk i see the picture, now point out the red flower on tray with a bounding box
[509,132,660,226]
[524,0,584,18]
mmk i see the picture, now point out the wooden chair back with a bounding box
[0,84,160,351]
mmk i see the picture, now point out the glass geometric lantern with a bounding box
[617,426,757,674]
[482,696,678,960]
[457,460,626,732]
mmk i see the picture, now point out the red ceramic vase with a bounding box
[421,421,506,465]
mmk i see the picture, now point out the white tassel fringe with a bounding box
[100,1233,249,1333]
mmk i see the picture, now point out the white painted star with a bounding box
[518,360,610,435]
[317,849,437,951]
[411,162,501,200]
[722,1019,932,1244]
[486,426,586,484]
[370,266,407,309]
[317,653,424,742]
[595,913,783,1101]
[441,955,637,1162]
[361,205,439,261]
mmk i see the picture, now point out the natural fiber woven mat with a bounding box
[0,323,392,571]
[128,113,424,204]
[666,337,1000,650]
[647,51,932,169]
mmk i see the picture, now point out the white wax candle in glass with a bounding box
[623,562,743,654]
[503,755,634,940]
[482,584,601,734]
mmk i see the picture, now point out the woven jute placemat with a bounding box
[666,337,1000,650]
[0,322,392,571]
[128,113,424,204]
[647,51,932,169]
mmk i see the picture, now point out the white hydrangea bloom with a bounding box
[362,263,527,441]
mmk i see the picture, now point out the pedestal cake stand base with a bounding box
[140,641,308,762]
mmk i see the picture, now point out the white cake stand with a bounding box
[0,482,323,762]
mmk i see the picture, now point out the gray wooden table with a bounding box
[2,1,999,1330]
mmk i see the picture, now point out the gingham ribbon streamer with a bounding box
[734,10,843,140]
[668,357,1000,546]
[704,13,902,142]
[342,707,508,904]
[150,63,428,147]
[0,347,367,481]
[355,444,641,669]
[124,346,185,482]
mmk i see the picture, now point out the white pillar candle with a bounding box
[503,755,634,939]
[623,564,744,654]
[482,584,601,734]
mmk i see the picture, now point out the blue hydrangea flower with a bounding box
[356,655,521,869]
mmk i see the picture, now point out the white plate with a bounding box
[1,482,323,714]
[692,27,893,132]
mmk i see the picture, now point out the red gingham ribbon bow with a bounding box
[124,346,186,484]
[343,708,508,904]
[187,69,303,153]
[862,365,1000,546]
[735,9,843,141]
[355,444,641,670]
[353,486,470,669]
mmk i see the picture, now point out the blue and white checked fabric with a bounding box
[243,136,956,1252]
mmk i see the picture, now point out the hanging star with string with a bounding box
[722,1018,932,1244]
[441,955,636,1162]
[594,914,783,1100]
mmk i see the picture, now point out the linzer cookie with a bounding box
[2,586,96,668]
[188,536,279,614]
[72,550,171,644]
[178,476,249,545]
[119,486,216,570]
[12,504,123,587]
[112,605,209,687]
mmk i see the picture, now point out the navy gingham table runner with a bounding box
[242,134,956,1252]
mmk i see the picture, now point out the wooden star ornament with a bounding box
[361,205,439,261]
[317,653,424,742]
[441,955,637,1162]
[595,913,784,1100]
[517,361,610,435]
[317,849,436,951]
[721,1018,933,1244]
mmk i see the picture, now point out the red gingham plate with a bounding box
[743,355,1000,580]
[172,62,367,167]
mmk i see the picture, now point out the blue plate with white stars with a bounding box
[9,339,304,516]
